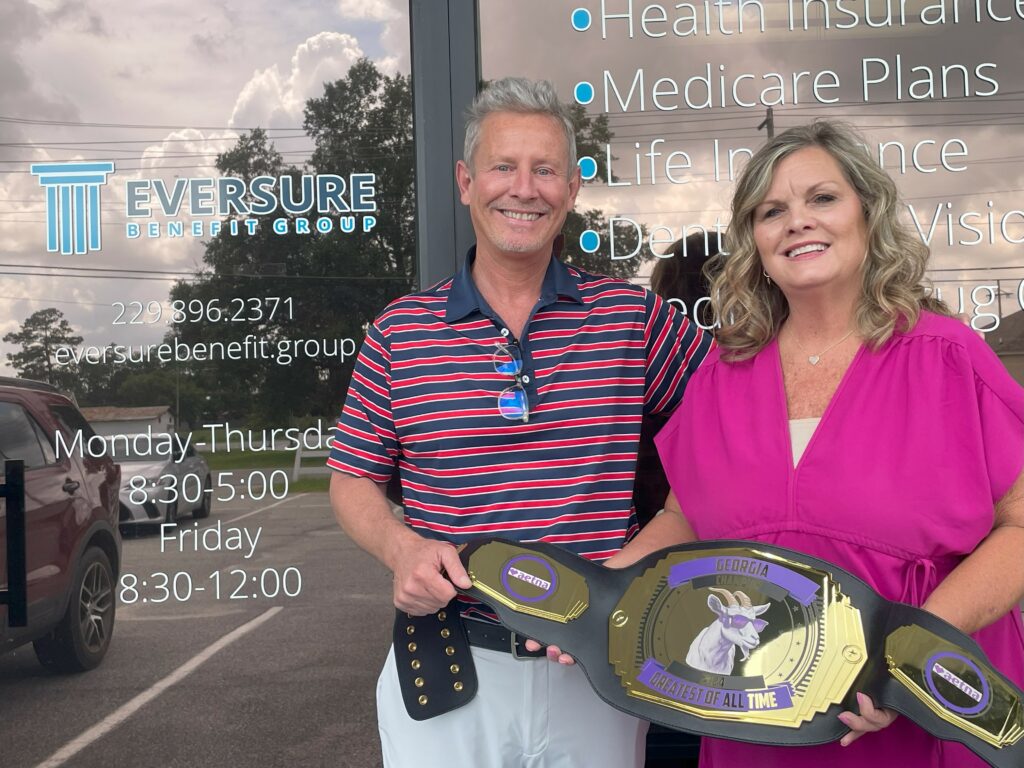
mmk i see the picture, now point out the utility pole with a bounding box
[758,106,775,139]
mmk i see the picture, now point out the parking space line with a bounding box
[225,494,305,524]
[32,607,283,768]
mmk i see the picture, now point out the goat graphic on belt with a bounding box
[685,588,771,675]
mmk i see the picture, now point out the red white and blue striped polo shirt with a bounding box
[328,250,712,616]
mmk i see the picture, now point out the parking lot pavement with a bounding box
[0,493,393,768]
[6,492,708,768]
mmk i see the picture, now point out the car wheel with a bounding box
[193,477,212,519]
[33,547,116,673]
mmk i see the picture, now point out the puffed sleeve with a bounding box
[968,331,1024,502]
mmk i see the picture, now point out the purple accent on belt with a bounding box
[924,652,991,716]
[636,659,794,712]
[669,557,820,606]
[500,555,558,603]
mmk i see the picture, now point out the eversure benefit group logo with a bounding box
[30,160,378,255]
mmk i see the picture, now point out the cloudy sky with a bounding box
[2,0,1022,375]
[0,0,408,372]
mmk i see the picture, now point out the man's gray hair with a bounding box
[463,78,577,173]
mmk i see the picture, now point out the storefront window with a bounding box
[1,3,411,765]
[480,0,1024,372]
[3,3,1023,766]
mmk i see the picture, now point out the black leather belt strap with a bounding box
[392,598,478,721]
[464,618,546,658]
[456,538,1024,768]
[391,601,547,720]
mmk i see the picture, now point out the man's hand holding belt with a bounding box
[386,533,472,615]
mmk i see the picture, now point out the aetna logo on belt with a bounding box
[924,651,990,716]
[932,662,984,703]
[506,566,552,591]
[500,555,558,603]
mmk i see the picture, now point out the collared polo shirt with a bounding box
[329,250,712,570]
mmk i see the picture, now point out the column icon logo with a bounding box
[30,162,116,255]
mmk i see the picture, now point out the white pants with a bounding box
[377,644,647,768]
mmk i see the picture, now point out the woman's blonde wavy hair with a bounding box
[708,120,949,360]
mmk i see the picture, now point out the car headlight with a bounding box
[121,475,169,491]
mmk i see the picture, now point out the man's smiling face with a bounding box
[457,111,580,262]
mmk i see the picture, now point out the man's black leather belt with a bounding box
[391,602,542,721]
[393,601,478,720]
[463,618,546,658]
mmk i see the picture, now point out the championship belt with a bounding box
[458,538,1024,767]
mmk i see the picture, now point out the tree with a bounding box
[169,60,416,424]
[3,308,82,391]
[169,60,647,424]
[216,128,283,179]
[562,104,651,278]
[68,348,204,428]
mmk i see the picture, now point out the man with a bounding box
[328,78,711,768]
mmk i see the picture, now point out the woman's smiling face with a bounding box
[754,146,869,302]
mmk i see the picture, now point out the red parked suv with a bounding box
[0,377,121,672]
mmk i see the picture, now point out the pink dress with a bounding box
[656,311,1024,768]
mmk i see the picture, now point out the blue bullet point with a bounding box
[574,81,595,105]
[571,8,592,31]
[578,157,598,180]
[580,230,600,253]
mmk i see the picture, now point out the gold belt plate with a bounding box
[608,547,867,727]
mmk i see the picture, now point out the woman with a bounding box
[614,120,1024,766]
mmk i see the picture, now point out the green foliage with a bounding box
[216,128,284,180]
[169,59,415,423]
[167,60,642,424]
[564,103,650,277]
[563,209,651,278]
[3,308,82,391]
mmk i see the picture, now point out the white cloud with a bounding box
[229,31,365,129]
[378,15,408,74]
[337,0,400,22]
[139,128,239,177]
[0,3,416,376]
[337,0,408,72]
